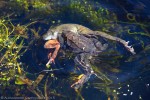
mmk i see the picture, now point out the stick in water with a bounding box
[46,59,52,68]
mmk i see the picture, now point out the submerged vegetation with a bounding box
[0,0,150,100]
[0,18,26,83]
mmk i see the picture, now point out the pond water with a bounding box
[0,0,150,100]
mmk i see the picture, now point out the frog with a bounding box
[43,24,136,89]
[43,24,136,55]
[61,30,109,89]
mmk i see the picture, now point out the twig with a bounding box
[27,86,44,99]
[44,75,49,100]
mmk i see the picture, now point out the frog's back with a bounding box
[54,24,93,34]
[64,31,96,53]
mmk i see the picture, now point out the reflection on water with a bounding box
[0,0,150,100]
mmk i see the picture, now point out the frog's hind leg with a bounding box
[94,31,136,54]
[71,53,94,89]
[75,53,94,74]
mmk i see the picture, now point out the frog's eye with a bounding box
[51,31,54,35]
[49,30,55,35]
[48,29,53,33]
[51,31,58,39]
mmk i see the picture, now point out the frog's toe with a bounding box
[71,82,82,90]
[71,74,90,89]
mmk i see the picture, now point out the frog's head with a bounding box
[43,29,58,40]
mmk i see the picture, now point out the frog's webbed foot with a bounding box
[90,37,108,52]
[95,42,108,51]
[124,41,136,55]
[71,74,90,89]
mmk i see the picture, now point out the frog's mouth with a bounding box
[43,31,58,40]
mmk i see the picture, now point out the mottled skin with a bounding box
[61,31,109,89]
[43,24,136,89]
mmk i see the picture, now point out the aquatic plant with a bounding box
[12,0,51,11]
[0,18,39,86]
[59,0,117,32]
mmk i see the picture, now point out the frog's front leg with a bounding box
[71,53,94,89]
[44,40,60,65]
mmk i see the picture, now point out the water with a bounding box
[0,0,150,100]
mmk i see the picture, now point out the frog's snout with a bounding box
[43,31,58,40]
[43,34,50,40]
